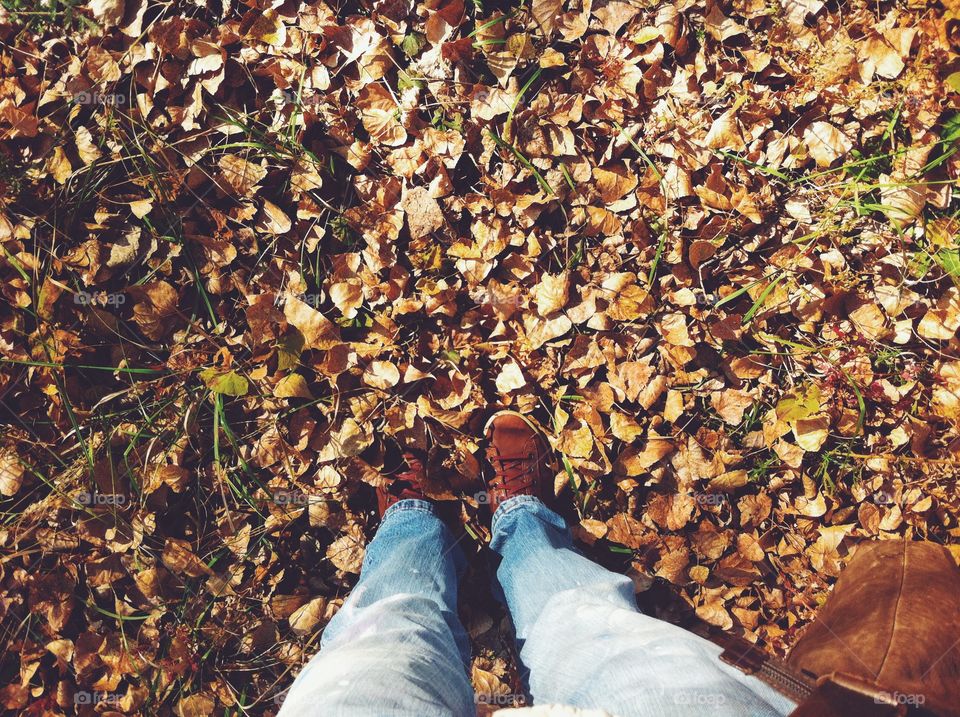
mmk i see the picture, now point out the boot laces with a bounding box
[396,453,424,486]
[490,452,536,488]
[389,453,426,498]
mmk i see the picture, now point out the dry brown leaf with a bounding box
[803,121,853,167]
[711,389,755,425]
[0,448,23,496]
[704,110,746,151]
[257,200,292,234]
[609,411,643,442]
[531,0,563,37]
[708,469,749,492]
[918,287,960,340]
[129,281,180,341]
[615,432,674,475]
[326,529,365,574]
[89,0,124,28]
[494,359,526,393]
[289,597,328,636]
[532,272,570,316]
[162,539,214,578]
[284,295,340,350]
[696,594,734,630]
[363,360,401,390]
[647,493,696,531]
[593,165,639,203]
[174,693,215,717]
[219,155,267,196]
[402,187,444,240]
[794,415,829,452]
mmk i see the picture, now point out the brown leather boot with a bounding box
[376,450,429,517]
[482,410,552,513]
[786,539,960,717]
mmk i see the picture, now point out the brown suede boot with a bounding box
[482,410,553,514]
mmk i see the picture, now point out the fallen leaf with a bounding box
[326,529,365,574]
[532,272,570,316]
[803,121,853,167]
[274,373,313,398]
[289,597,328,636]
[200,368,249,396]
[0,448,23,496]
[401,187,444,240]
[494,359,526,393]
[363,360,401,389]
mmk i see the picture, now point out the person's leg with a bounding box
[490,496,797,717]
[278,499,474,717]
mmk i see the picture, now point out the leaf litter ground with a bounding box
[1,0,959,713]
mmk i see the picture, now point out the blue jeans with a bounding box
[277,497,796,717]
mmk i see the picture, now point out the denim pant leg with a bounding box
[490,496,797,717]
[278,500,475,717]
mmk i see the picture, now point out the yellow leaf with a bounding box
[794,415,829,451]
[776,384,822,424]
[274,374,312,399]
[129,198,152,218]
[246,9,286,45]
[46,146,73,184]
[200,368,248,396]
